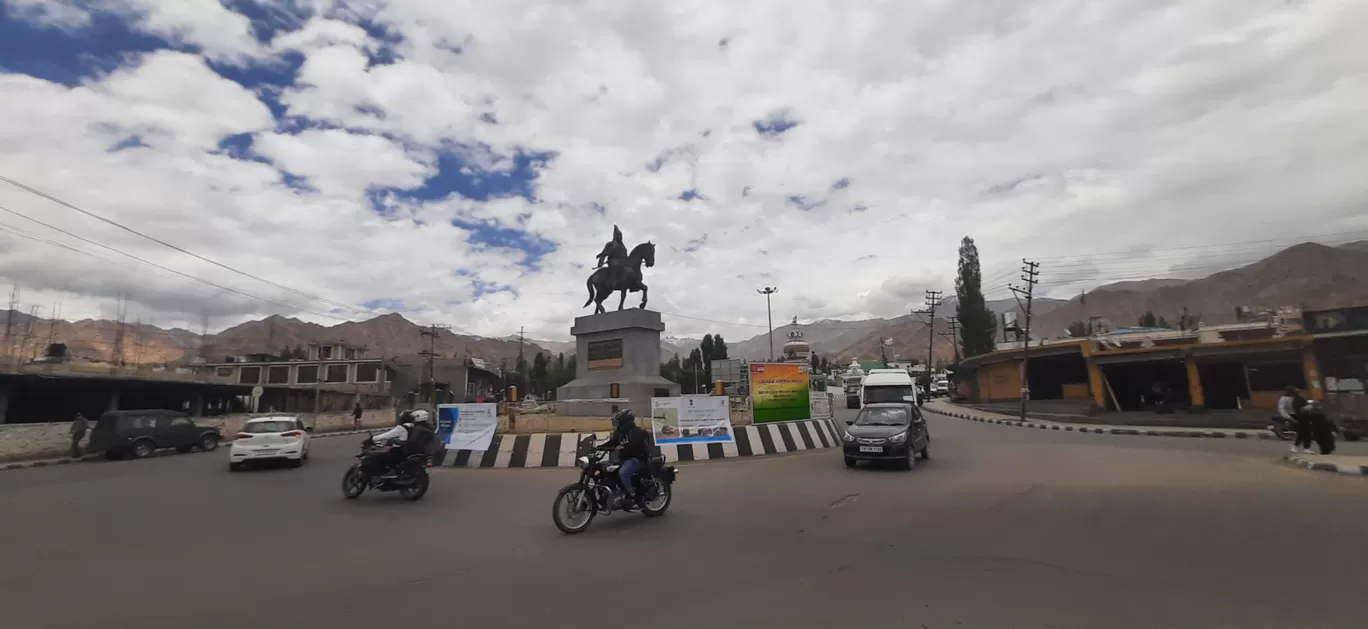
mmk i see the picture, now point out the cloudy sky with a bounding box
[1,0,1365,341]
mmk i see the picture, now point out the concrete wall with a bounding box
[0,409,395,463]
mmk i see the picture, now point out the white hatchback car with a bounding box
[229,416,312,471]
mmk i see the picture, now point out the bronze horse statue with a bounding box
[584,242,655,314]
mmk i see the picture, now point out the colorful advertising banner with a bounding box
[750,362,812,423]
[651,395,734,444]
[436,403,498,451]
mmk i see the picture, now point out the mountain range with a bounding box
[4,241,1366,369]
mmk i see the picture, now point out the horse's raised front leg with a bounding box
[638,284,648,309]
[617,288,627,311]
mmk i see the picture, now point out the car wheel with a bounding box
[289,457,304,468]
[919,445,930,460]
[844,457,857,468]
[198,434,219,452]
[175,445,193,454]
[898,447,914,471]
[130,439,155,459]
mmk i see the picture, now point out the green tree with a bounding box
[955,236,996,357]
[699,334,716,384]
[713,335,728,359]
[1157,315,1170,329]
[819,356,830,373]
[1138,311,1158,327]
[660,353,684,384]
[531,352,549,395]
[686,347,705,393]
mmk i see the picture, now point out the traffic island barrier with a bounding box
[1284,454,1368,477]
[435,418,843,469]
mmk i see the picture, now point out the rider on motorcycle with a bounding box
[366,410,434,477]
[599,409,650,510]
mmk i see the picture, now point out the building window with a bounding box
[267,365,290,384]
[326,364,349,383]
[318,346,333,360]
[1247,362,1306,391]
[297,365,319,384]
[238,366,262,385]
[355,363,379,383]
[215,367,233,377]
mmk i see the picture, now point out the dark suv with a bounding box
[87,410,222,460]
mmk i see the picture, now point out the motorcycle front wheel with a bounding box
[641,479,672,517]
[398,471,430,501]
[342,465,368,499]
[552,483,596,534]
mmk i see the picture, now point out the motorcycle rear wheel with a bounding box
[552,484,596,534]
[641,479,671,517]
[342,465,367,499]
[398,472,430,500]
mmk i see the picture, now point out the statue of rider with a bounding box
[595,225,629,287]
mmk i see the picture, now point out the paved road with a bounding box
[2,409,1365,629]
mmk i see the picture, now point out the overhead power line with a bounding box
[0,173,363,315]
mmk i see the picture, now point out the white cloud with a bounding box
[2,0,1367,345]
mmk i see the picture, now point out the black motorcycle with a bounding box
[552,437,678,534]
[341,436,432,501]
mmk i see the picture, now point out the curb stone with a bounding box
[925,405,1278,441]
[1284,455,1368,477]
[0,427,384,472]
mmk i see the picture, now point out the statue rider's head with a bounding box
[612,225,622,243]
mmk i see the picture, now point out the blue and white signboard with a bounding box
[437,403,498,451]
[650,395,734,445]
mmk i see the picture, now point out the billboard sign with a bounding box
[749,362,811,423]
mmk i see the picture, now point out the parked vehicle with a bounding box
[551,437,678,534]
[844,376,864,409]
[842,402,931,470]
[86,410,221,460]
[340,435,432,500]
[229,416,313,471]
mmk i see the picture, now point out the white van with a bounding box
[859,369,919,407]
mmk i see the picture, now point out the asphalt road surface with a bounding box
[3,408,1366,629]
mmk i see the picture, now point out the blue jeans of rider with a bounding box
[618,458,642,499]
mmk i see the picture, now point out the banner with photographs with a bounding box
[436,403,499,451]
[650,395,735,444]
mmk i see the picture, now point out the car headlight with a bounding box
[842,432,855,443]
[888,431,908,444]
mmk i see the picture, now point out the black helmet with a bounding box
[397,410,413,425]
[613,409,636,431]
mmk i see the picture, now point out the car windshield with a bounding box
[863,385,913,403]
[854,407,910,426]
[242,420,296,434]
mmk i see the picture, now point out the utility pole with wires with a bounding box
[111,296,128,369]
[912,290,943,372]
[16,305,39,368]
[419,323,451,404]
[1009,259,1041,421]
[44,303,61,362]
[942,315,961,364]
[757,286,778,360]
[4,284,18,359]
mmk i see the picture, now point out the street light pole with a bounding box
[757,286,778,361]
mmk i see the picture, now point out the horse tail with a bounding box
[583,275,595,307]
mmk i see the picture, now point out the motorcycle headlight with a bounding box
[576,456,590,468]
[888,431,908,444]
[842,432,855,443]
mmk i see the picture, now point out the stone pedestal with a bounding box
[557,309,680,417]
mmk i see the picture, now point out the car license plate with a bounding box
[859,446,882,453]
[257,449,278,455]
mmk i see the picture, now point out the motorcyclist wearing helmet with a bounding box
[599,409,650,510]
[366,410,433,476]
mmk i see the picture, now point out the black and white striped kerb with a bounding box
[924,403,1278,440]
[433,418,843,469]
[1285,455,1368,477]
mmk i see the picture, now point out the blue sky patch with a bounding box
[753,111,800,137]
[788,195,826,211]
[832,177,850,190]
[679,189,703,202]
[0,9,168,86]
[451,218,557,267]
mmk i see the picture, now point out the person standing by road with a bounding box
[352,402,363,430]
[70,413,89,458]
[1279,386,1313,454]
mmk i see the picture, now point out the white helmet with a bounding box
[409,409,432,424]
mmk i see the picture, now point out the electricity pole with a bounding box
[419,323,451,403]
[757,286,778,360]
[913,290,942,371]
[1009,259,1041,421]
[942,315,961,364]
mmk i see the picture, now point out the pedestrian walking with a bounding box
[1281,387,1314,454]
[70,413,89,458]
[1302,399,1336,455]
[352,402,363,429]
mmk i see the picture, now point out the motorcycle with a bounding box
[551,437,678,534]
[341,436,432,501]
